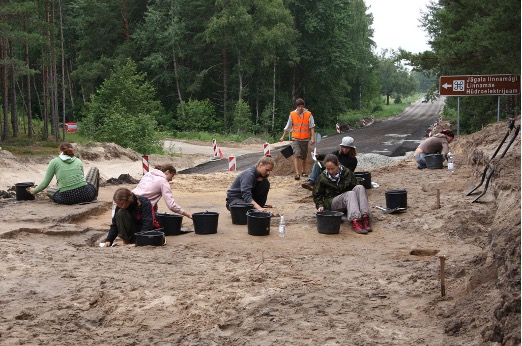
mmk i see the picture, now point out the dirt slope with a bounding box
[0,118,519,345]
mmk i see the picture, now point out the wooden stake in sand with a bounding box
[439,255,446,297]
[436,188,441,209]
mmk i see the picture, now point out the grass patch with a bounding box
[2,137,59,156]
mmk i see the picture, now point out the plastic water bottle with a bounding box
[278,216,286,237]
[447,152,455,173]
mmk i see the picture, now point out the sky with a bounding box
[365,0,432,53]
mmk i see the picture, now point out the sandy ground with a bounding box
[0,123,520,345]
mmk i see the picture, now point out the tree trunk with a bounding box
[66,60,75,116]
[51,0,59,141]
[26,40,33,138]
[59,0,66,141]
[122,0,130,40]
[222,48,228,123]
[271,60,276,133]
[1,38,8,141]
[9,39,18,138]
[173,46,184,116]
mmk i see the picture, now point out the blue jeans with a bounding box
[307,162,322,183]
[414,153,427,169]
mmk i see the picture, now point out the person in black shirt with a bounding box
[302,136,357,191]
[226,156,275,212]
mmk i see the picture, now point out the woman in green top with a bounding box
[312,154,372,234]
[32,142,99,205]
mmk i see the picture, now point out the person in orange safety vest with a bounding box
[279,98,316,180]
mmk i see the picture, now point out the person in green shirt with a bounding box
[32,142,99,205]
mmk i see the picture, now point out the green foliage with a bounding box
[175,99,222,132]
[230,100,253,134]
[407,0,521,132]
[80,59,163,153]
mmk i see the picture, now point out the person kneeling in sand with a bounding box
[103,188,156,247]
[31,142,99,204]
[132,164,192,220]
[225,156,275,212]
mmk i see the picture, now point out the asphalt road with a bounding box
[180,97,445,174]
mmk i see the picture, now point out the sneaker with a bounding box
[301,181,314,191]
[361,214,372,232]
[352,219,368,234]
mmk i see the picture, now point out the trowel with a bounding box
[374,206,406,214]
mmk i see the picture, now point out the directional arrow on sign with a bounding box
[442,83,451,89]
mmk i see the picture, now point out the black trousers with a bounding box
[226,179,270,210]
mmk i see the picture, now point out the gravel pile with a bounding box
[357,152,413,170]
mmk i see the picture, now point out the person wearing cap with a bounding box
[413,129,455,169]
[301,136,357,191]
[279,98,316,180]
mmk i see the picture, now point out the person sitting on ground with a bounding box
[132,164,192,220]
[312,154,372,234]
[279,98,315,180]
[31,142,99,205]
[104,188,155,247]
[226,156,275,212]
[413,129,455,169]
[302,136,357,191]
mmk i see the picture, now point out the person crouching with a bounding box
[104,188,156,247]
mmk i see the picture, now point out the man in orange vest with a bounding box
[279,98,315,180]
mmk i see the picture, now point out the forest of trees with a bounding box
[0,0,520,151]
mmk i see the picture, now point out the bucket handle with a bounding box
[246,210,272,217]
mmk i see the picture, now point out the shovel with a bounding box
[374,206,406,214]
[311,147,322,168]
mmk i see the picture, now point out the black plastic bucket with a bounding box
[15,182,35,201]
[316,211,344,234]
[156,213,183,236]
[246,210,271,236]
[425,154,443,169]
[192,211,219,234]
[354,172,372,189]
[135,229,165,246]
[230,204,253,225]
[280,145,293,158]
[385,189,407,210]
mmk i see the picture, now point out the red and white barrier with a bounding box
[336,123,340,133]
[212,139,219,159]
[263,142,271,156]
[142,155,149,174]
[228,155,236,171]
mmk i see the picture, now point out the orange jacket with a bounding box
[290,110,312,140]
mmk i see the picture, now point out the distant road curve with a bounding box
[180,97,445,174]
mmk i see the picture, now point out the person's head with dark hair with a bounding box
[155,164,177,181]
[324,153,339,166]
[440,129,455,143]
[440,129,454,138]
[59,142,75,157]
[295,98,305,107]
[113,188,136,209]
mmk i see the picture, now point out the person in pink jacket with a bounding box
[132,164,192,219]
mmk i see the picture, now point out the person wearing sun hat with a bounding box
[301,136,358,191]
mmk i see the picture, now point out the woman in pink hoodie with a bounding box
[132,164,192,219]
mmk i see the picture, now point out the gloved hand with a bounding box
[28,187,35,195]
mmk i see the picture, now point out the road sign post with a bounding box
[439,74,520,134]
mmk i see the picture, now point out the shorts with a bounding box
[291,140,309,160]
